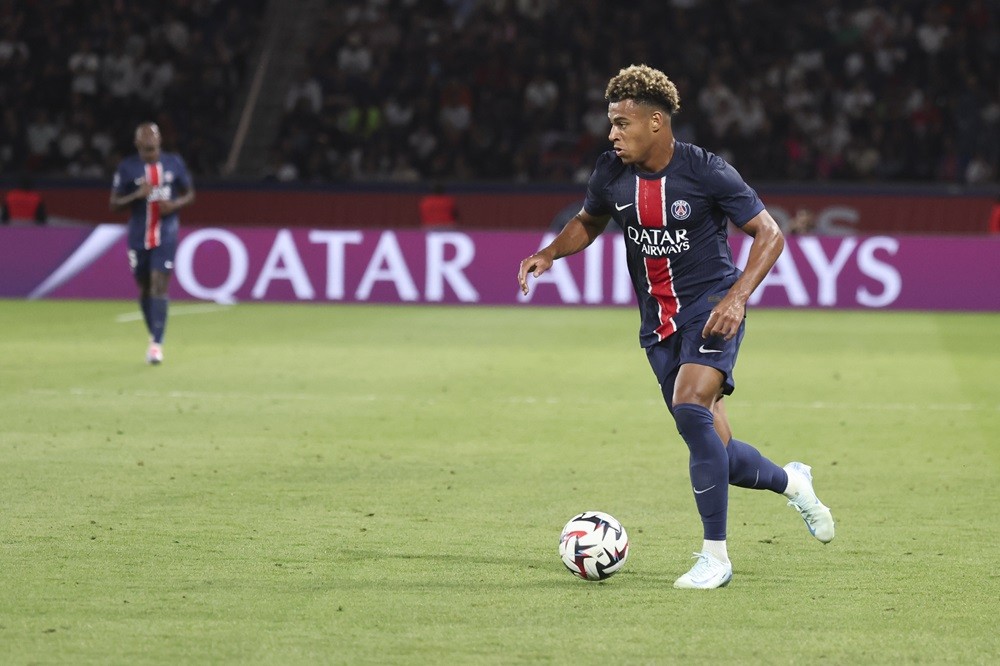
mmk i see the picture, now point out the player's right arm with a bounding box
[518,208,609,296]
[109,167,152,212]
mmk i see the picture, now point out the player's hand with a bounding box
[159,200,178,215]
[702,294,746,341]
[518,251,554,296]
[135,180,152,201]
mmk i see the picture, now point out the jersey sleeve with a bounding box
[111,162,130,196]
[583,152,615,217]
[705,156,764,227]
[173,155,193,191]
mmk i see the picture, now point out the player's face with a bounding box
[135,132,161,163]
[608,99,658,167]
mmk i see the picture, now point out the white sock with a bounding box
[702,539,729,564]
[783,467,801,498]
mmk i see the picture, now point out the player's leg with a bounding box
[665,312,753,588]
[130,249,153,337]
[672,363,730,548]
[713,388,835,543]
[670,362,733,588]
[148,269,169,344]
[143,269,168,364]
[647,332,733,588]
[144,241,175,363]
[713,398,788,493]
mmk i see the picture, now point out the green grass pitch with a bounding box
[1,300,998,664]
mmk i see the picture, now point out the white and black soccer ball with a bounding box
[558,511,629,581]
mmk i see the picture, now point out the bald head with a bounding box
[134,123,161,163]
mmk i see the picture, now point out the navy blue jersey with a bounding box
[111,152,192,251]
[583,142,765,347]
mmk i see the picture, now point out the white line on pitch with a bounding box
[115,303,233,323]
[22,388,1000,414]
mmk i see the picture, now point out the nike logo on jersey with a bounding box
[698,345,723,354]
[615,202,634,211]
[693,485,717,494]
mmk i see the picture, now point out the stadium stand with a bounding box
[1,0,997,187]
[0,0,266,179]
[267,0,999,185]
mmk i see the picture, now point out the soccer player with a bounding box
[517,65,834,589]
[110,122,194,364]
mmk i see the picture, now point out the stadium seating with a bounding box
[1,0,997,186]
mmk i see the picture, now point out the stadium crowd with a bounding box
[2,0,997,186]
[271,0,999,185]
[0,0,265,179]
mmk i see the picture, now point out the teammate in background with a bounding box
[517,65,834,589]
[110,122,194,365]
[1,175,47,225]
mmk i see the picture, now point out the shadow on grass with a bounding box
[334,548,640,589]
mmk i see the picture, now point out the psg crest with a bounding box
[670,200,691,220]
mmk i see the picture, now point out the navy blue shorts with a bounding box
[128,240,177,278]
[645,309,746,410]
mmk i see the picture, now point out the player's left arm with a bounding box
[702,210,784,340]
[159,184,194,216]
[159,158,196,216]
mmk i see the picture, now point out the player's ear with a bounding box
[650,110,663,132]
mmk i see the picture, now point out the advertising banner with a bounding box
[2,225,998,311]
[27,185,997,234]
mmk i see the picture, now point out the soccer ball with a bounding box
[558,511,629,581]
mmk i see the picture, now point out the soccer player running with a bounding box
[110,122,194,365]
[517,65,834,589]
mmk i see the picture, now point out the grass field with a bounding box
[1,300,998,665]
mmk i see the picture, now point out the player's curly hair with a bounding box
[605,64,681,115]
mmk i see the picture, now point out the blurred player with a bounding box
[517,65,834,589]
[110,122,194,364]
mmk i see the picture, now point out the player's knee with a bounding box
[672,385,715,409]
[149,273,170,297]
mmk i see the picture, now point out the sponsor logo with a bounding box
[625,225,690,257]
[615,202,634,211]
[693,485,717,494]
[671,200,691,220]
[148,185,172,202]
[698,345,722,354]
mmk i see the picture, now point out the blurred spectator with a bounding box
[285,69,323,115]
[965,154,995,185]
[25,110,59,171]
[337,33,372,80]
[0,0,265,179]
[787,209,817,236]
[270,0,999,185]
[2,0,997,187]
[68,40,100,97]
[1,175,47,225]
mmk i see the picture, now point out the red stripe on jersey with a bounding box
[637,176,679,341]
[645,257,678,340]
[144,162,162,249]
